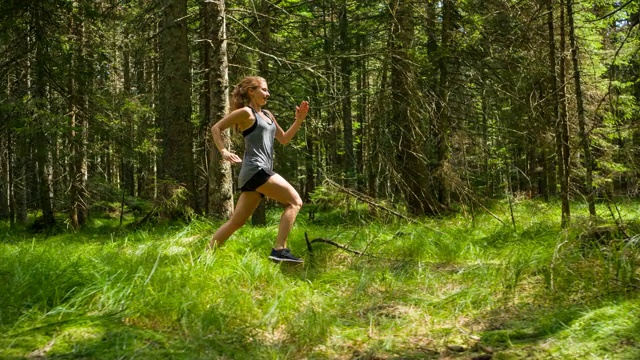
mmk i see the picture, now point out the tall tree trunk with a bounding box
[369,52,388,199]
[634,52,640,194]
[322,0,339,171]
[257,0,271,77]
[547,0,571,225]
[196,5,208,215]
[567,0,596,217]
[136,51,157,199]
[305,82,321,202]
[435,0,454,209]
[426,0,438,86]
[152,26,160,200]
[339,0,354,184]
[14,130,27,225]
[0,127,8,220]
[159,0,194,208]
[299,21,316,202]
[69,2,88,229]
[481,92,492,196]
[205,0,234,219]
[304,119,315,202]
[8,131,15,226]
[547,0,566,215]
[122,33,135,198]
[559,0,571,226]
[356,34,367,192]
[4,74,14,225]
[14,47,29,225]
[136,52,152,199]
[33,5,55,228]
[389,0,435,216]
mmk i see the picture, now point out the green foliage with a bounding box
[130,182,195,228]
[308,185,348,210]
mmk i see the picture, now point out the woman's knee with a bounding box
[288,195,303,211]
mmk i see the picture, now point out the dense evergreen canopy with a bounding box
[0,0,638,227]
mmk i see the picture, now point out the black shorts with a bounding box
[240,168,275,192]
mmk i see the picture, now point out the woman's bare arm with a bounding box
[211,107,252,163]
[270,101,309,145]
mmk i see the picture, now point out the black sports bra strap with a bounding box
[261,110,273,122]
[248,106,273,124]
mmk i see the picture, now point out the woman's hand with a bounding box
[295,101,309,122]
[221,149,242,164]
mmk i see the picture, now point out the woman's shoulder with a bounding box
[227,107,254,122]
[231,106,253,116]
[221,106,252,131]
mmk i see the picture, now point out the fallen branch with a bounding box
[468,194,506,226]
[323,179,450,236]
[305,232,367,256]
[323,178,415,223]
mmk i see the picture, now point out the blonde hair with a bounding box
[231,76,266,111]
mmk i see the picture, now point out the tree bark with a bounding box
[0,126,8,220]
[136,51,152,199]
[33,3,55,228]
[389,0,435,216]
[159,0,195,208]
[323,0,339,170]
[435,0,454,209]
[7,131,15,226]
[339,0,354,184]
[204,0,234,219]
[559,0,571,226]
[304,82,322,202]
[69,1,88,228]
[634,47,640,194]
[547,0,566,216]
[356,34,367,192]
[121,33,135,198]
[567,0,596,217]
[14,45,29,225]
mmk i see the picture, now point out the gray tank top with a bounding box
[238,107,277,188]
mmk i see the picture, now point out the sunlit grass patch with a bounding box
[545,300,640,359]
[2,318,177,359]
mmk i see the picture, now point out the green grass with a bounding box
[0,199,639,359]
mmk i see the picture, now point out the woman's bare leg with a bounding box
[208,191,262,249]
[256,174,303,249]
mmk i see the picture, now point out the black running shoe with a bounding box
[269,248,303,263]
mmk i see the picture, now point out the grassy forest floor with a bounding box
[1,198,640,359]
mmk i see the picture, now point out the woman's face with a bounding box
[248,80,270,106]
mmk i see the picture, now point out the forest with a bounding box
[1,0,639,358]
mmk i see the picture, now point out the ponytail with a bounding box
[230,84,246,111]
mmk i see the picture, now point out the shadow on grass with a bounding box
[0,310,315,360]
[472,296,640,358]
[477,304,584,345]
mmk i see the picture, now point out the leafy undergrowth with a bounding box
[0,199,639,359]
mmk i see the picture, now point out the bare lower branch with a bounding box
[305,232,368,256]
[323,178,416,223]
